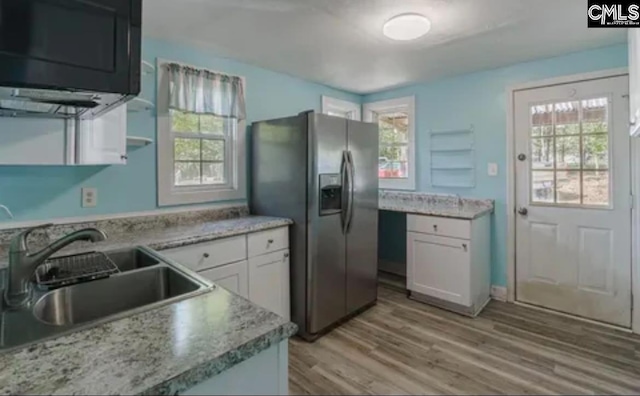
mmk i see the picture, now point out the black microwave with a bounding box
[0,0,142,99]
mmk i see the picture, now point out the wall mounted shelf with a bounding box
[430,127,476,188]
[126,136,153,147]
[127,97,154,113]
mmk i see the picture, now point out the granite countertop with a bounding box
[379,190,494,219]
[0,206,297,395]
[0,215,293,267]
[0,287,297,395]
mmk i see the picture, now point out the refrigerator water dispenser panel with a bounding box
[319,174,342,216]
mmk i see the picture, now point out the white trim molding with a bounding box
[156,58,247,207]
[321,96,362,121]
[506,67,640,334]
[364,96,416,191]
[490,285,507,302]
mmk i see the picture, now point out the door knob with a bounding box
[517,207,528,216]
[517,153,526,161]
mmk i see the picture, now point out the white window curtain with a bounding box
[167,63,246,120]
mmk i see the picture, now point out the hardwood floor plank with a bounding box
[289,287,640,395]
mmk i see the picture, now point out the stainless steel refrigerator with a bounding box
[251,111,379,340]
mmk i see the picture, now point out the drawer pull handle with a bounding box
[267,239,274,244]
[462,244,467,252]
[433,225,438,231]
[203,252,210,258]
[284,253,289,259]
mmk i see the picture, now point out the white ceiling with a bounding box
[143,0,626,94]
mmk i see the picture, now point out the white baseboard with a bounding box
[490,285,507,302]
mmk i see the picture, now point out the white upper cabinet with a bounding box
[0,105,128,166]
[76,105,128,165]
[629,28,640,137]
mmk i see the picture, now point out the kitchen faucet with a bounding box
[4,224,107,309]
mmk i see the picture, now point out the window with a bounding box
[171,110,234,186]
[157,60,246,206]
[364,96,416,190]
[322,96,361,120]
[529,97,610,207]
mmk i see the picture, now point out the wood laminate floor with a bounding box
[289,287,640,395]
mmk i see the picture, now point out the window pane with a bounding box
[202,140,224,161]
[531,171,554,203]
[532,125,553,137]
[203,163,225,184]
[583,134,609,170]
[171,110,199,133]
[583,171,609,206]
[200,114,225,134]
[175,162,201,186]
[557,171,581,204]
[582,98,608,123]
[531,104,553,127]
[556,136,580,169]
[379,145,408,179]
[555,101,579,135]
[531,137,554,170]
[174,138,201,161]
[378,112,408,144]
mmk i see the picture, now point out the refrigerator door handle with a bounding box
[345,150,355,233]
[340,150,349,234]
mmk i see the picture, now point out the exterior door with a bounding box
[308,113,347,334]
[345,120,379,314]
[514,75,632,327]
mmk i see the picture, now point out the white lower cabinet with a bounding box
[199,261,249,299]
[160,226,290,320]
[407,214,490,316]
[249,251,290,321]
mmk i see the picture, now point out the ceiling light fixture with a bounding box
[383,13,431,41]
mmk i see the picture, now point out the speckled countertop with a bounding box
[0,287,297,395]
[379,190,493,219]
[0,206,297,395]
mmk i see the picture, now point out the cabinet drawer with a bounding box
[199,260,248,299]
[161,236,247,272]
[407,214,471,240]
[248,227,289,258]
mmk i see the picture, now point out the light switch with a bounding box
[82,187,98,208]
[488,163,498,177]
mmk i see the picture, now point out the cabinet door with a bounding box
[248,250,290,320]
[407,232,471,306]
[76,105,128,164]
[199,261,249,299]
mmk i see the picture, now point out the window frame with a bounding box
[364,96,416,191]
[322,96,362,121]
[157,59,246,206]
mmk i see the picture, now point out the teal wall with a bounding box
[371,44,629,287]
[0,38,360,222]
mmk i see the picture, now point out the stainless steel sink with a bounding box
[33,266,201,326]
[0,246,212,351]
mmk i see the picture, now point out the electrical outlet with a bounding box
[82,188,98,208]
[488,163,498,177]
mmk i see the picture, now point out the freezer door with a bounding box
[346,119,379,314]
[308,113,348,334]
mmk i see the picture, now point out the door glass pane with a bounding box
[379,145,408,179]
[556,136,581,169]
[582,98,608,134]
[531,137,554,170]
[583,171,610,206]
[531,171,555,203]
[583,134,609,170]
[175,162,201,186]
[557,171,581,204]
[554,101,580,135]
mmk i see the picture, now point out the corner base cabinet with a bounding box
[407,214,490,317]
[161,226,290,320]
